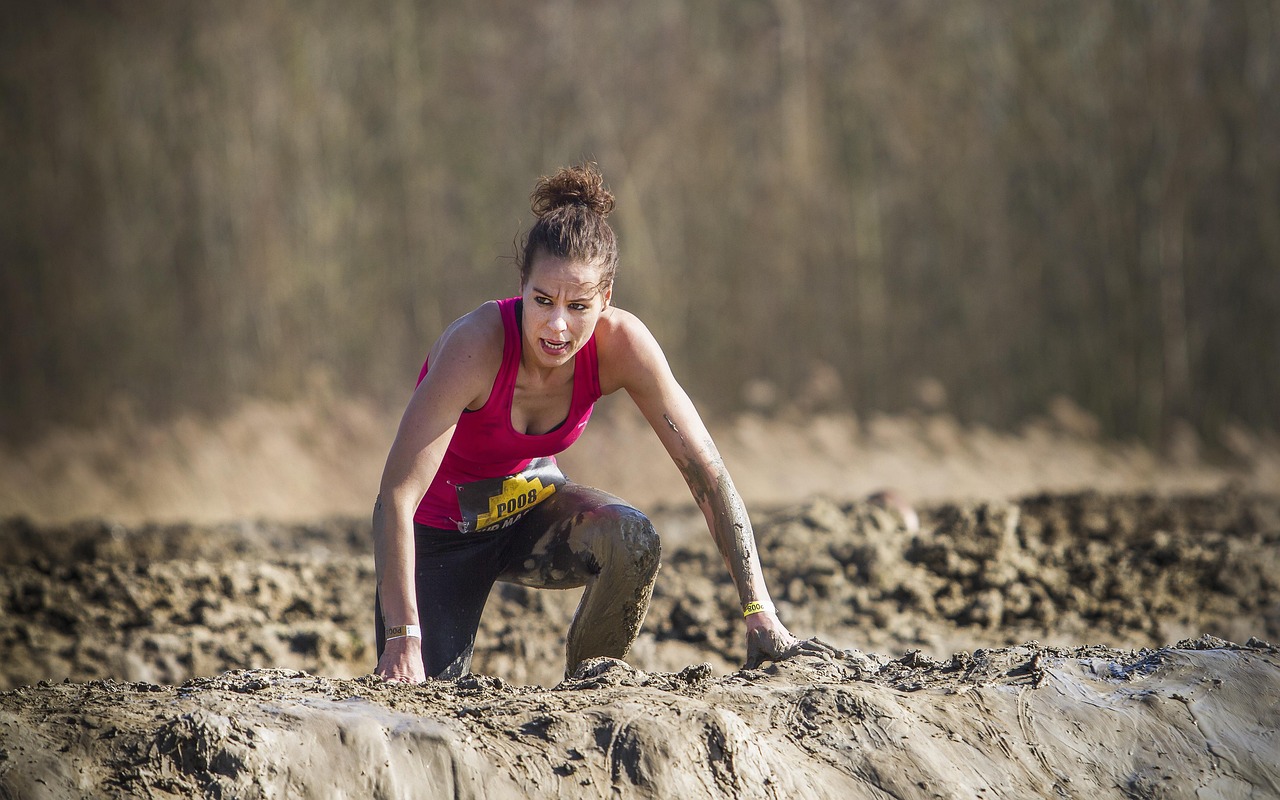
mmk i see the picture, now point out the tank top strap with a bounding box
[492,297,523,407]
[576,329,602,403]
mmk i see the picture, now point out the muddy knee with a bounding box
[565,505,661,672]
[584,504,661,581]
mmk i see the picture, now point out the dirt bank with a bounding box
[2,487,1278,797]
[2,641,1277,798]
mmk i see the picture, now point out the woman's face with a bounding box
[520,253,612,371]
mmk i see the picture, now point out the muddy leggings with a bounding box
[375,483,662,680]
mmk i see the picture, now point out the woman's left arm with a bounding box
[601,310,830,667]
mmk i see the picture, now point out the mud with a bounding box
[2,488,1279,797]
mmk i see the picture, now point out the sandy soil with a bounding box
[2,486,1279,798]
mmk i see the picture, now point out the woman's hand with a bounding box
[743,611,840,669]
[375,637,427,684]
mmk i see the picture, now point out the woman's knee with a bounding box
[583,504,661,578]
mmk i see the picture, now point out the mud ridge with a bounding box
[2,641,1277,798]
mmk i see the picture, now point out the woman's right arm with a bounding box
[372,304,502,682]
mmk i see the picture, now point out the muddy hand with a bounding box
[744,625,840,669]
[785,637,842,661]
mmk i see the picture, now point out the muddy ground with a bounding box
[1,488,1279,797]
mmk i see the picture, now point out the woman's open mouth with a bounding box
[540,338,571,356]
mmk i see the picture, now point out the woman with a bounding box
[373,163,825,683]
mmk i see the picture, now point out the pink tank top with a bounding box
[413,297,602,529]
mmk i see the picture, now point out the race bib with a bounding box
[454,457,567,533]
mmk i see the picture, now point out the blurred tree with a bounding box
[1,0,1276,447]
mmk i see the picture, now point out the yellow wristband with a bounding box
[742,601,770,617]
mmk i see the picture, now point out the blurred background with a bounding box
[2,1,1278,523]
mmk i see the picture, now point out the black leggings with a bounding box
[375,483,661,679]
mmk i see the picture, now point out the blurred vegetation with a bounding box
[2,1,1277,447]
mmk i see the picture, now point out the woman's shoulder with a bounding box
[595,305,654,351]
[594,305,670,393]
[428,300,506,367]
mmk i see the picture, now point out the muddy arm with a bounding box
[651,408,772,612]
[600,309,804,665]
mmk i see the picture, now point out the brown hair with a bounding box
[517,163,619,293]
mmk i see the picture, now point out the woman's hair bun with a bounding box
[517,162,619,283]
[530,163,615,219]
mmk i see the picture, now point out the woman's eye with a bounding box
[535,296,552,305]
[570,303,587,311]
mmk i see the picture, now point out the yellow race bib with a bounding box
[455,458,567,533]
